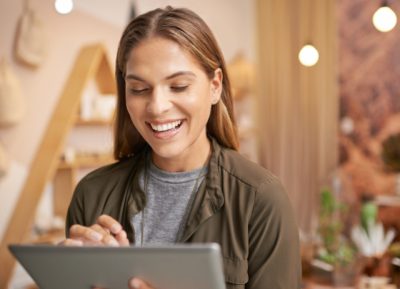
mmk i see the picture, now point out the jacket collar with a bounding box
[125,137,225,243]
[179,137,225,242]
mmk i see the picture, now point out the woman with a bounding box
[64,6,301,289]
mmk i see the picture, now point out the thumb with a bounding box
[129,278,149,289]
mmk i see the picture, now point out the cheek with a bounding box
[125,98,142,124]
[185,91,213,122]
[186,86,213,107]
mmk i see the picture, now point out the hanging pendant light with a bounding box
[298,2,319,67]
[55,0,74,15]
[372,0,397,32]
[298,44,319,67]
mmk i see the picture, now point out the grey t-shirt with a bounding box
[131,160,207,246]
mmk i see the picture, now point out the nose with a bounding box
[146,87,172,115]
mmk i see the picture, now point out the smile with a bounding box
[148,120,183,132]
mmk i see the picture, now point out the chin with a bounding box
[149,142,187,160]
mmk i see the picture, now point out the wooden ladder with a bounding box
[0,43,116,289]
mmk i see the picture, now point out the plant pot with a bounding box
[333,260,361,287]
[362,255,391,277]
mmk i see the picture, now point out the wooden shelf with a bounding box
[54,154,115,218]
[58,154,115,169]
[375,195,400,207]
[74,117,113,126]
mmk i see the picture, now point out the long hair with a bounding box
[114,7,239,160]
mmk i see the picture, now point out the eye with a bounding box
[170,85,189,93]
[128,88,150,95]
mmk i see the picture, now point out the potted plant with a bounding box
[316,188,358,286]
[351,201,396,287]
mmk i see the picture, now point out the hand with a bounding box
[61,215,129,246]
[129,278,154,289]
[91,277,153,289]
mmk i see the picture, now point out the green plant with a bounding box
[352,201,395,258]
[360,201,378,235]
[318,188,356,266]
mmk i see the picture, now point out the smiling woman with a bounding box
[63,6,301,289]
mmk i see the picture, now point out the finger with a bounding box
[115,230,130,246]
[90,224,111,236]
[69,224,103,243]
[59,238,83,246]
[102,234,119,247]
[89,224,120,246]
[115,230,129,246]
[97,215,123,235]
[129,278,153,289]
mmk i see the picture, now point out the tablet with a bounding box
[9,243,226,289]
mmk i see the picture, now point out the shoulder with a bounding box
[217,147,290,209]
[218,147,281,189]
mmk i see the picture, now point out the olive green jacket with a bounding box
[66,138,301,288]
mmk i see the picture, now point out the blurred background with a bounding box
[1,0,400,288]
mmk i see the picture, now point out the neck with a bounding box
[151,138,211,172]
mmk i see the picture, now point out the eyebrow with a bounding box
[125,71,196,82]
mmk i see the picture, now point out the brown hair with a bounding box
[114,6,239,160]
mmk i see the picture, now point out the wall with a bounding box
[338,0,400,202]
[74,0,255,61]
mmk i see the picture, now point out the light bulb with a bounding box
[298,44,319,67]
[340,117,354,135]
[55,0,74,15]
[373,5,397,32]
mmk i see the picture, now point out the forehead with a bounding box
[125,36,204,77]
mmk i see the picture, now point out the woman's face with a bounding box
[124,36,222,171]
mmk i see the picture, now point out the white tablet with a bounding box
[9,243,226,289]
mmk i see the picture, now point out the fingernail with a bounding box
[130,278,140,289]
[119,230,127,238]
[90,232,102,241]
[107,239,119,247]
[111,224,121,234]
[73,240,83,246]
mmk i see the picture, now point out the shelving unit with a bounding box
[53,114,115,217]
[74,117,114,126]
[54,153,115,217]
[0,43,116,289]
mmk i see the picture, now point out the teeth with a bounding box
[150,120,182,132]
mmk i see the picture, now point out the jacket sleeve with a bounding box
[65,181,86,238]
[246,179,302,289]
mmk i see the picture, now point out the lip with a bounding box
[146,119,184,126]
[145,119,185,140]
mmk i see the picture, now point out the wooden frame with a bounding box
[0,43,116,289]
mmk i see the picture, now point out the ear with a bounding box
[210,68,223,105]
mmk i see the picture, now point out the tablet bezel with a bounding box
[9,243,226,289]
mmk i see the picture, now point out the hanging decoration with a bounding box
[298,44,319,67]
[372,1,397,32]
[227,53,255,100]
[54,0,74,15]
[0,143,9,178]
[128,0,137,22]
[14,0,46,67]
[299,0,320,67]
[0,58,26,126]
